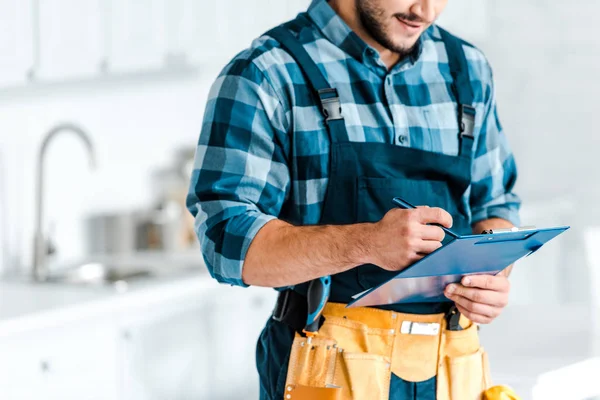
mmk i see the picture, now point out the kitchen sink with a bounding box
[2,251,206,290]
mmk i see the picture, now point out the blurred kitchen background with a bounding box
[0,0,598,399]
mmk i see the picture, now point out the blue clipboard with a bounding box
[347,198,570,308]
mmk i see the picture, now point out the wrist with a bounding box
[346,222,375,266]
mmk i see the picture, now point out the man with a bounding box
[187,0,520,399]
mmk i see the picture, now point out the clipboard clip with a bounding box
[481,226,537,235]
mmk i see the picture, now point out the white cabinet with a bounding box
[0,318,119,400]
[105,0,167,74]
[36,0,105,80]
[0,0,35,87]
[117,297,211,400]
[117,286,277,400]
[207,287,277,399]
[164,0,205,67]
[0,281,278,400]
[0,0,310,86]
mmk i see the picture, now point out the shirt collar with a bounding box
[307,0,371,62]
[307,0,429,71]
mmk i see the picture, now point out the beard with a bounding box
[356,0,422,58]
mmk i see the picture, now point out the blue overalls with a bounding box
[257,14,477,400]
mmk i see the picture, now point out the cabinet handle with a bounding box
[40,360,50,373]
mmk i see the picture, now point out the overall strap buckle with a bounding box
[318,88,343,122]
[458,104,476,138]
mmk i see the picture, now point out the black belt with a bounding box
[272,289,464,332]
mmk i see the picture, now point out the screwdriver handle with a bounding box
[303,276,331,337]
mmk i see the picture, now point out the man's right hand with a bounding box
[363,207,453,272]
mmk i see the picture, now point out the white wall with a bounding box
[0,71,216,273]
[441,0,600,305]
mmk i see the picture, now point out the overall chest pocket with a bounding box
[356,177,459,224]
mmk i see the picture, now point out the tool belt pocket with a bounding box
[283,333,341,399]
[437,322,493,400]
[334,351,391,400]
[284,315,393,400]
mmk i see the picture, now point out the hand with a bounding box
[444,274,510,324]
[365,206,453,272]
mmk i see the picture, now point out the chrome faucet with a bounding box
[33,123,97,281]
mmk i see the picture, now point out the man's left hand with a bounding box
[444,273,510,324]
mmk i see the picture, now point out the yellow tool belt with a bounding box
[284,302,492,400]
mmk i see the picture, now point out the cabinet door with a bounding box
[0,318,118,400]
[118,298,212,400]
[164,0,202,67]
[36,0,105,80]
[0,0,35,87]
[105,0,167,73]
[207,286,278,399]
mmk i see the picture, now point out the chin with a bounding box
[389,30,423,49]
[391,37,420,51]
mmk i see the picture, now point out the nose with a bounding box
[412,0,436,23]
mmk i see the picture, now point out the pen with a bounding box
[392,197,459,238]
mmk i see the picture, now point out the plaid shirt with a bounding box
[187,0,521,287]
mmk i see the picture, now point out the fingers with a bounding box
[420,225,446,242]
[415,239,443,254]
[454,304,495,325]
[417,207,453,228]
[444,276,510,324]
[461,274,510,293]
[444,283,509,308]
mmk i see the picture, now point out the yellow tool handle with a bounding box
[483,385,522,400]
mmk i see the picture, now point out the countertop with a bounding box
[0,264,220,336]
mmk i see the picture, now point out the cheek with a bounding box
[435,0,449,17]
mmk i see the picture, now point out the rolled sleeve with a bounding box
[187,58,290,287]
[470,63,521,226]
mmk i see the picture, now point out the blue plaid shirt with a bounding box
[187,0,521,287]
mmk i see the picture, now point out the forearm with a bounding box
[472,217,515,276]
[243,219,371,287]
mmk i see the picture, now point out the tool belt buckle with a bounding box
[272,290,291,322]
[400,321,441,336]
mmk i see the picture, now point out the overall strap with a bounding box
[439,27,476,158]
[264,17,349,144]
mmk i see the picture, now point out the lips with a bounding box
[396,17,423,29]
[395,16,424,35]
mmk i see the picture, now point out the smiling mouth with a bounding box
[396,17,423,29]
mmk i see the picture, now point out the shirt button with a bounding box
[398,135,406,144]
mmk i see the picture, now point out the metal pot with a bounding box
[84,203,185,256]
[84,211,140,255]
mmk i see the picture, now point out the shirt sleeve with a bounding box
[186,58,290,287]
[470,63,521,226]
